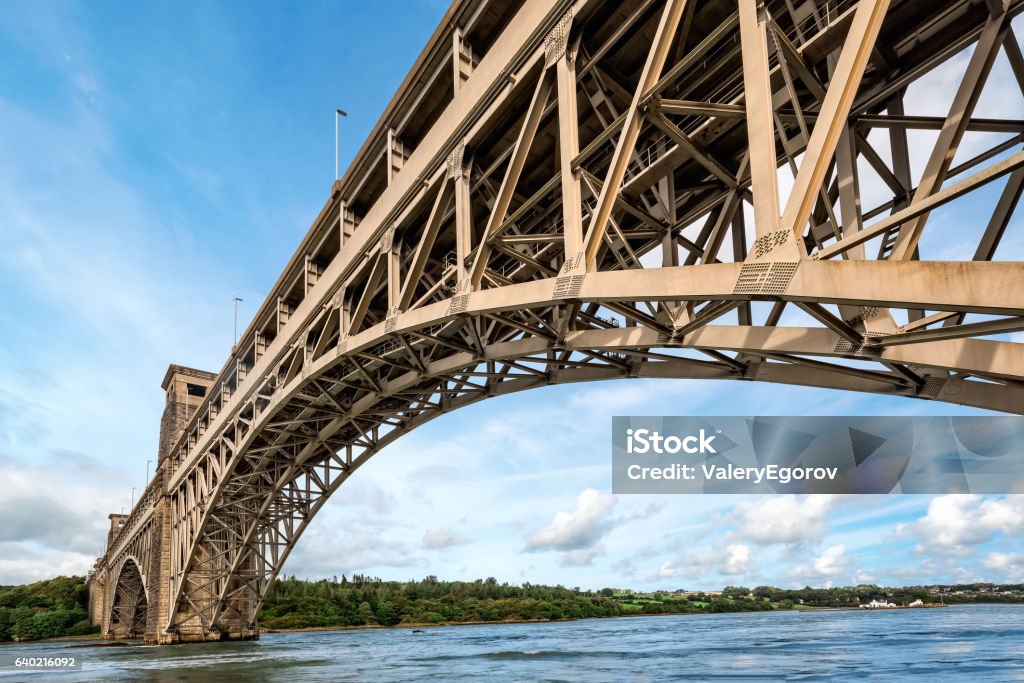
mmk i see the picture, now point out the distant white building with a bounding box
[861,599,896,609]
[908,599,924,607]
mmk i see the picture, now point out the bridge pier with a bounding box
[138,474,175,645]
[146,626,260,645]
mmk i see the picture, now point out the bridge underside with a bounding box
[93,0,1024,643]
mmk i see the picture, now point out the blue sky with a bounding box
[0,1,1021,590]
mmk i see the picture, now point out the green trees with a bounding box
[0,576,99,642]
[375,600,399,626]
[32,609,86,640]
[258,575,646,629]
[10,607,37,641]
[357,602,378,625]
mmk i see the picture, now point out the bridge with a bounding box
[88,0,1024,643]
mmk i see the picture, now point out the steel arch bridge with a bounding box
[89,0,1024,643]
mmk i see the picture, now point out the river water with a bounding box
[1,604,1021,681]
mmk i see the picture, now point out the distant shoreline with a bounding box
[0,602,996,646]
[261,603,951,637]
[0,609,819,644]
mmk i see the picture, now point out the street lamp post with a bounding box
[233,296,244,350]
[335,108,348,181]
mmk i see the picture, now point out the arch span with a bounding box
[164,262,1023,639]
[108,557,148,639]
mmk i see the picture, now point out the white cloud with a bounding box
[731,495,836,546]
[561,545,606,567]
[786,545,851,583]
[422,528,467,550]
[903,495,1024,555]
[982,552,1024,581]
[722,544,755,575]
[655,543,757,581]
[525,488,617,553]
[853,570,875,584]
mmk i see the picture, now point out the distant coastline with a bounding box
[0,575,1019,644]
[262,602,956,637]
[5,603,958,645]
[255,575,1020,634]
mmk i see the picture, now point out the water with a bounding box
[1,605,1021,681]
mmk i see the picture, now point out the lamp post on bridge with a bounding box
[146,459,152,485]
[233,296,244,352]
[335,108,347,181]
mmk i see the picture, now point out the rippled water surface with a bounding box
[2,604,1022,681]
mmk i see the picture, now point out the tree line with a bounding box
[258,575,1023,630]
[261,574,643,629]
[0,575,1020,641]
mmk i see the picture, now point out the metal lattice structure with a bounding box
[109,559,148,638]
[89,0,1024,643]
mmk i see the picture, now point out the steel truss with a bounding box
[94,0,1024,641]
[108,558,149,637]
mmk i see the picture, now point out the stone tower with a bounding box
[144,365,217,642]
